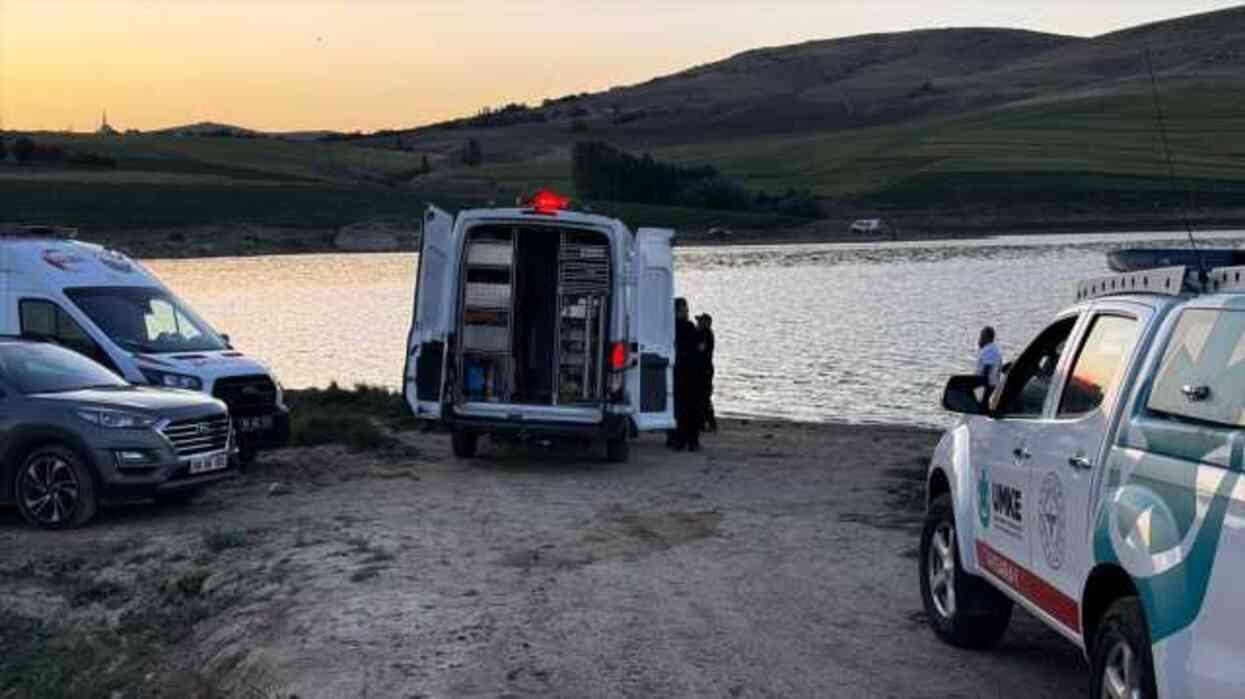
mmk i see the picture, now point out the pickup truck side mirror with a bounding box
[220,333,233,349]
[942,374,989,415]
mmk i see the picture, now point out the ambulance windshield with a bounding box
[65,286,227,354]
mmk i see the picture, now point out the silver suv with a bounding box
[0,339,234,528]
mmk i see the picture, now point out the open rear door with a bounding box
[628,227,676,431]
[404,205,455,419]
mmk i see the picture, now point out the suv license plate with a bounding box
[238,415,274,432]
[189,453,229,475]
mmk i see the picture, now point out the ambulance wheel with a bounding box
[605,437,630,463]
[920,493,1013,649]
[451,432,478,459]
[1090,598,1157,699]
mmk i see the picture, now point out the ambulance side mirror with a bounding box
[942,375,989,415]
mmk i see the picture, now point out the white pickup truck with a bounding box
[920,251,1245,698]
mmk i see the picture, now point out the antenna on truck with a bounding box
[1144,47,1208,285]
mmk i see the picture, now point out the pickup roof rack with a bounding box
[1076,248,1245,302]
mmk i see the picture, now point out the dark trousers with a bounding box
[674,384,704,448]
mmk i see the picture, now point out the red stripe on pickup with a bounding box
[975,541,1081,633]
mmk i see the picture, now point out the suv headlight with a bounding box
[140,369,202,390]
[77,408,157,429]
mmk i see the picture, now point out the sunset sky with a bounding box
[3,0,1241,133]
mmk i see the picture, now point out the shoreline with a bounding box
[77,216,1245,260]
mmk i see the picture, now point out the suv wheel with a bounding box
[14,446,98,529]
[919,493,1013,649]
[451,432,478,458]
[1090,598,1157,699]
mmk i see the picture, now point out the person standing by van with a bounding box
[696,313,717,433]
[976,326,1003,408]
[673,298,705,451]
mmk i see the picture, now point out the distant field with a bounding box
[479,84,1245,205]
[4,181,430,230]
[20,133,435,185]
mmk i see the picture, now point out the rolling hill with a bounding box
[7,5,1245,248]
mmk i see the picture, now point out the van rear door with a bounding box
[628,228,676,431]
[404,206,455,419]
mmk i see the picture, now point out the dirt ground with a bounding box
[0,419,1089,698]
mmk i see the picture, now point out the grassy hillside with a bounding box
[477,83,1245,208]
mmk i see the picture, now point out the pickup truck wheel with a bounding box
[605,437,630,463]
[451,432,478,458]
[1090,598,1157,699]
[14,446,98,530]
[920,493,1012,649]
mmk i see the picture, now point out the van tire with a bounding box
[919,493,1012,649]
[13,445,98,529]
[1090,598,1157,699]
[606,437,630,463]
[451,432,478,458]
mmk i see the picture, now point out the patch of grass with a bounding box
[285,382,412,425]
[202,528,250,554]
[286,382,414,451]
[289,410,394,451]
[161,568,210,599]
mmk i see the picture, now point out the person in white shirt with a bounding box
[976,326,1003,408]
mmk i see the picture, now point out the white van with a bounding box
[404,192,676,461]
[0,227,289,463]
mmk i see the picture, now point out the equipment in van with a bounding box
[404,191,676,462]
[0,230,289,463]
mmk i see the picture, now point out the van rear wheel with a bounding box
[451,432,478,458]
[919,493,1012,649]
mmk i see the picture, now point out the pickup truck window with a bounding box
[1057,314,1139,417]
[996,316,1077,418]
[1148,309,1245,427]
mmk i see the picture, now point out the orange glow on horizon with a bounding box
[3,0,1241,133]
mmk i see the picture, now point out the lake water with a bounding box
[147,230,1245,428]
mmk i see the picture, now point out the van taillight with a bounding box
[609,341,627,370]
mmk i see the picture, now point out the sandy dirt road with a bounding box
[0,420,1088,698]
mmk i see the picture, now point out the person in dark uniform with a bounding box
[672,298,705,451]
[696,313,717,432]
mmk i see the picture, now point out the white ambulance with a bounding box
[922,250,1245,697]
[403,191,676,461]
[0,227,289,462]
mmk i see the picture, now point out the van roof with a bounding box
[456,207,627,231]
[0,238,160,290]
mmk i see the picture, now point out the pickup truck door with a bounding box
[973,314,1082,632]
[1029,306,1145,636]
[627,228,676,431]
[404,206,455,420]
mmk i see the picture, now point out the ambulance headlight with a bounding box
[140,369,202,391]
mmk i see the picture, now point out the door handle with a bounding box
[1181,384,1211,402]
[1013,447,1031,460]
[1068,455,1093,471]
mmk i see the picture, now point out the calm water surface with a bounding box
[147,230,1245,427]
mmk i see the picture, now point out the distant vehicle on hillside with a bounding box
[849,219,889,235]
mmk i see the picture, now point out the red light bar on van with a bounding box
[524,189,570,214]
